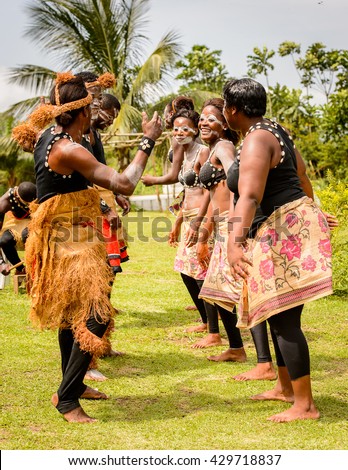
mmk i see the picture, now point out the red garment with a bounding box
[102,218,122,273]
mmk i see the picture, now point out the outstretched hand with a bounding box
[323,212,339,231]
[142,111,163,141]
[141,175,155,186]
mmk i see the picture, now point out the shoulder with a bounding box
[243,127,278,153]
[215,139,235,160]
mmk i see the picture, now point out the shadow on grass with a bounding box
[99,389,241,423]
[100,349,227,379]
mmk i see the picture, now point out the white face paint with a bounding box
[199,114,224,127]
[174,135,193,145]
[173,125,196,134]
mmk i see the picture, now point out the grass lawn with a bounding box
[0,211,347,450]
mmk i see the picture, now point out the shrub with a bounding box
[316,172,348,292]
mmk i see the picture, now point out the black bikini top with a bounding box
[199,140,227,189]
[178,146,203,188]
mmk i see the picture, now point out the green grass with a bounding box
[0,211,347,450]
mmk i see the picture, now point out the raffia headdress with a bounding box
[12,71,116,152]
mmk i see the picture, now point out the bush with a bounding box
[316,172,348,292]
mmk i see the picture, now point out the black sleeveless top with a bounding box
[227,120,305,218]
[34,127,89,203]
[81,129,106,165]
[8,187,31,219]
[199,140,227,189]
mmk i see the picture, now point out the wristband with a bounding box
[100,199,111,214]
[138,136,155,156]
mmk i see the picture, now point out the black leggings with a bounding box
[250,322,273,363]
[56,312,109,414]
[205,303,243,348]
[0,230,21,266]
[180,273,207,324]
[267,304,309,380]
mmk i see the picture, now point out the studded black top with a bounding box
[227,120,305,218]
[34,127,89,203]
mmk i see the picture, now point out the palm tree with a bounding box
[7,0,182,149]
[247,46,275,116]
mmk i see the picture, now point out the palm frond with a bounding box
[6,65,56,95]
[129,31,182,103]
[0,136,20,157]
[5,97,47,121]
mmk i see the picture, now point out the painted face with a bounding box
[172,117,197,145]
[88,85,103,120]
[198,105,226,143]
[97,107,119,129]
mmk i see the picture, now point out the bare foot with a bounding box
[84,368,107,381]
[51,387,108,407]
[185,305,198,311]
[185,323,208,333]
[191,333,223,349]
[233,363,277,381]
[251,389,294,402]
[105,349,125,357]
[81,386,109,400]
[51,393,59,407]
[208,347,247,363]
[63,406,97,423]
[267,404,320,423]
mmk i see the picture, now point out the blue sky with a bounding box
[0,0,346,111]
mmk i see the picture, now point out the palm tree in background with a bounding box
[7,0,182,139]
[247,46,275,116]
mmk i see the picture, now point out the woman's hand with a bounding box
[197,242,210,269]
[185,226,199,247]
[0,262,10,276]
[168,223,181,247]
[105,209,121,231]
[142,111,163,141]
[141,175,155,186]
[323,212,339,231]
[115,194,131,216]
[228,242,252,280]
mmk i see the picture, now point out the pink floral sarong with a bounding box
[199,211,242,310]
[174,207,213,280]
[237,196,333,328]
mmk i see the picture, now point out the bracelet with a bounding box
[100,199,111,214]
[138,136,155,156]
